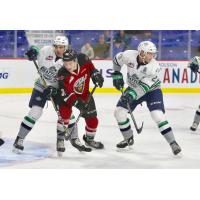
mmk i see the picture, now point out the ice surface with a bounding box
[0,93,200,169]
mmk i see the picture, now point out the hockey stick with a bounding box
[32,59,70,139]
[120,88,144,134]
[65,84,98,140]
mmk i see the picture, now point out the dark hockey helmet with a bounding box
[63,49,77,61]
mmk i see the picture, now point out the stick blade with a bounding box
[137,122,144,134]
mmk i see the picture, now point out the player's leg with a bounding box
[114,93,139,148]
[13,89,47,153]
[147,89,181,155]
[68,114,92,152]
[83,116,104,149]
[57,105,72,154]
[58,105,91,153]
[190,105,200,131]
[78,96,104,149]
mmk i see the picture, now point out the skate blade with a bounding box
[116,147,134,153]
[84,143,104,150]
[78,149,91,153]
[172,150,183,158]
[12,147,23,154]
[190,130,200,135]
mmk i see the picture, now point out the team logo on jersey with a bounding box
[73,75,87,94]
[128,73,139,86]
[45,56,53,61]
[40,66,57,82]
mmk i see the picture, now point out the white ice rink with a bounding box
[1,93,200,169]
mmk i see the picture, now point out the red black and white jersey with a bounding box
[57,53,96,106]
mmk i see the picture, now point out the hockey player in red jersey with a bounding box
[57,49,104,149]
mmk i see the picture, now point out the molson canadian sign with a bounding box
[0,59,199,93]
[160,61,199,86]
[158,61,200,93]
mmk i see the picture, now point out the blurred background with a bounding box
[0,30,200,60]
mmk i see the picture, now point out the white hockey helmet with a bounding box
[53,36,69,48]
[137,41,157,55]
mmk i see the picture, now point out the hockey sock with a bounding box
[158,120,175,144]
[17,106,43,139]
[68,115,78,139]
[85,117,98,139]
[18,116,36,139]
[117,118,133,140]
[57,120,68,140]
[192,106,200,127]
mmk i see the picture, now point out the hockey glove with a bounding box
[91,69,104,88]
[188,56,200,73]
[44,86,57,99]
[112,71,124,90]
[25,46,39,61]
[121,88,137,105]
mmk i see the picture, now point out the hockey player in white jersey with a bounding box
[112,41,181,155]
[13,36,91,155]
[188,56,200,132]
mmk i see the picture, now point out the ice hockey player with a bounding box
[188,56,200,132]
[13,36,90,155]
[57,49,104,149]
[112,41,182,155]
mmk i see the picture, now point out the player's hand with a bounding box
[112,71,124,90]
[121,88,137,104]
[44,86,57,99]
[188,56,200,73]
[25,46,39,61]
[91,69,104,88]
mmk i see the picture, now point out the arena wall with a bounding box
[0,59,199,94]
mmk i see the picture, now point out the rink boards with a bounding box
[0,59,200,94]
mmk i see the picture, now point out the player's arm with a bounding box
[56,67,77,106]
[78,53,104,88]
[112,52,127,90]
